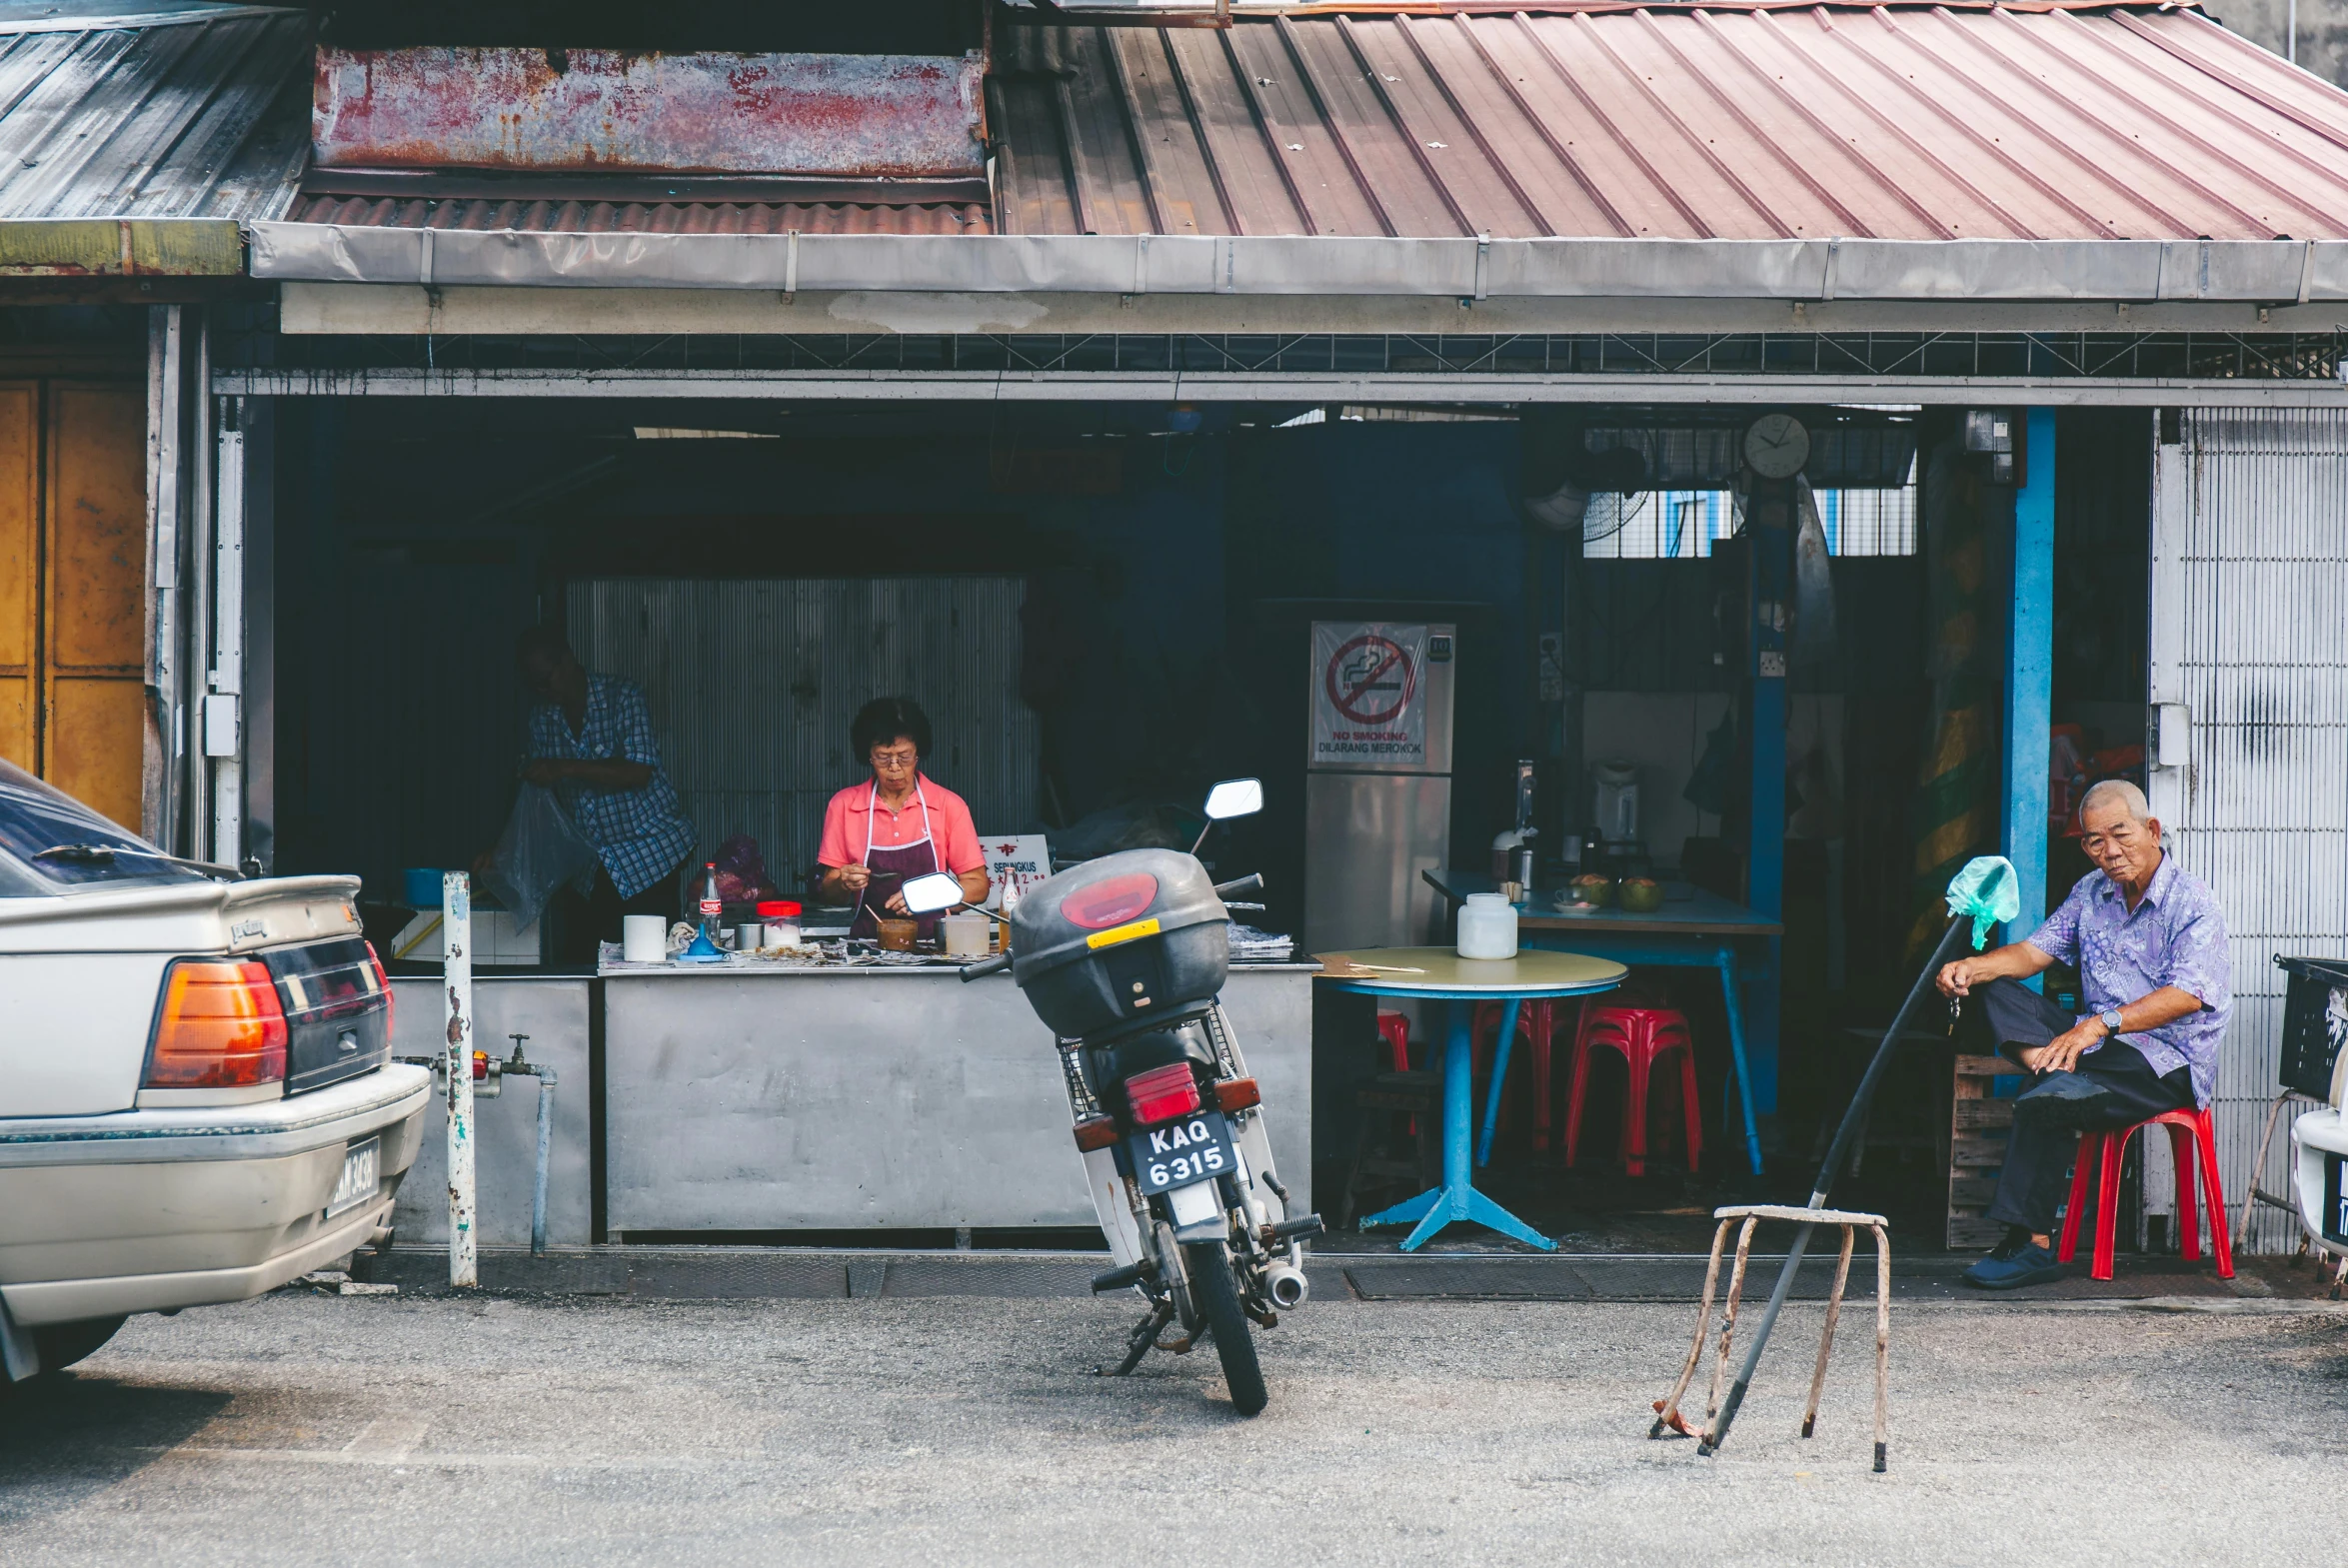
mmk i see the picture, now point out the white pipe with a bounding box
[210,397,246,865]
[186,319,212,862]
[531,1064,556,1257]
[443,872,478,1288]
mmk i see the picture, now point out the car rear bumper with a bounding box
[0,1064,431,1324]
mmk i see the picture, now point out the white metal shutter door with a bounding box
[2149,409,2348,1254]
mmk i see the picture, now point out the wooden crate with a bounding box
[1947,1053,2022,1249]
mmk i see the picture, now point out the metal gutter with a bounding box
[209,366,2348,408]
[245,226,2348,302]
[0,217,245,276]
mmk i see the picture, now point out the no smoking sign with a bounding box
[1324,635,1416,726]
[1309,621,1431,765]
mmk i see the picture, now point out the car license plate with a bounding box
[1129,1110,1235,1196]
[2326,1155,2348,1248]
[325,1136,381,1219]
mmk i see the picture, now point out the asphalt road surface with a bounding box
[4,1289,2343,1565]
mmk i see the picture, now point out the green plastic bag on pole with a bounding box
[1944,855,2020,950]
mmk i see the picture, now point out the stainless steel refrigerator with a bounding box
[1303,620,1456,954]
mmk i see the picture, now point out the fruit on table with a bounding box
[1569,873,1615,906]
[1618,876,1665,913]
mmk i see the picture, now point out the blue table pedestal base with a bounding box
[1362,999,1556,1252]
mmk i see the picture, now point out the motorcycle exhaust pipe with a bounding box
[1264,1262,1309,1309]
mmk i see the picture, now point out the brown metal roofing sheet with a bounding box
[998,4,2348,242]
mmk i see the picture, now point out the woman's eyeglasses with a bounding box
[870,750,919,773]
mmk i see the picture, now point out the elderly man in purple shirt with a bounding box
[1935,779,2231,1288]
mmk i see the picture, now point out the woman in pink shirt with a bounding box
[816,697,991,941]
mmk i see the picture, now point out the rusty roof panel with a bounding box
[312,45,987,178]
[286,193,992,237]
[0,4,311,223]
[999,3,2348,241]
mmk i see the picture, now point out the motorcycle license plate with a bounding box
[1129,1111,1236,1196]
[2326,1155,2348,1248]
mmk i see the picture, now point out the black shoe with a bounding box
[1962,1240,2063,1289]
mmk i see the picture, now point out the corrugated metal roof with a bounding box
[0,2,311,222]
[991,2,2348,241]
[286,193,992,236]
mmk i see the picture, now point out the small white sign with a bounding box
[982,833,1050,909]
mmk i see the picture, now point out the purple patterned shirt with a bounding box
[2024,853,2230,1106]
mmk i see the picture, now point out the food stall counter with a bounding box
[599,958,1317,1235]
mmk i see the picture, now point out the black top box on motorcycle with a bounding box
[1009,847,1229,1039]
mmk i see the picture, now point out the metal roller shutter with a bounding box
[2150,409,2348,1253]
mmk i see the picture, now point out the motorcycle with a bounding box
[903,779,1321,1415]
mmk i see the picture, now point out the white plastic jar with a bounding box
[1456,891,1518,960]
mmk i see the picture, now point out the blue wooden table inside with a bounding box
[1422,870,1782,1176]
[1317,946,1626,1252]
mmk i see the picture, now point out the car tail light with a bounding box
[1071,1116,1120,1152]
[146,959,288,1088]
[1213,1077,1260,1114]
[1060,872,1160,930]
[1125,1061,1200,1125]
[365,940,394,1037]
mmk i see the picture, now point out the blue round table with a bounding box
[1317,947,1625,1252]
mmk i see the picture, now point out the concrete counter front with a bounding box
[603,964,1314,1236]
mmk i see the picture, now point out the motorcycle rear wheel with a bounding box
[1182,1242,1266,1416]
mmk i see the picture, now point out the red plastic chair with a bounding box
[1561,1004,1701,1176]
[2056,1105,2233,1282]
[1375,1009,1413,1071]
[1470,999,1565,1151]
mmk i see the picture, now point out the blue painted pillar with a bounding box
[1743,479,1795,1118]
[2001,408,2056,953]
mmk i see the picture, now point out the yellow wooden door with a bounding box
[44,382,148,830]
[0,383,32,774]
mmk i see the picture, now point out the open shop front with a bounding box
[231,381,2165,1258]
[193,0,2348,1260]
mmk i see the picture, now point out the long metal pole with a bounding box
[443,872,478,1288]
[1700,916,1971,1456]
[186,318,212,862]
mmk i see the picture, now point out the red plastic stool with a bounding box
[1375,1009,1413,1071]
[2056,1105,2233,1282]
[1470,999,1566,1150]
[1562,1004,1701,1176]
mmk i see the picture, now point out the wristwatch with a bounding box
[2098,1007,2125,1034]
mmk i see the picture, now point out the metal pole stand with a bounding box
[1650,1204,1893,1472]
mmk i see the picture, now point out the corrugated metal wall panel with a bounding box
[565,577,1040,887]
[2163,408,2348,1252]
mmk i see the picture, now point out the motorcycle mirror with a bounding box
[900,872,966,915]
[1202,779,1263,821]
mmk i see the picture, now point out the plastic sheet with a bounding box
[486,784,602,932]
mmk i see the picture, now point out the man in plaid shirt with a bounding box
[514,627,697,962]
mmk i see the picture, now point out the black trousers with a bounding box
[1958,977,2194,1235]
[550,860,685,966]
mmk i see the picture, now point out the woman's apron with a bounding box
[850,779,945,941]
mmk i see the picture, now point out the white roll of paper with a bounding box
[622,913,668,963]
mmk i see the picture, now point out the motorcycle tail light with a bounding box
[1125,1062,1201,1125]
[146,959,289,1088]
[1213,1077,1260,1114]
[1071,1116,1120,1152]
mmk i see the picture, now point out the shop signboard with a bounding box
[1308,621,1438,772]
[984,833,1050,909]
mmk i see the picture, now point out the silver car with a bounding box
[0,762,429,1382]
